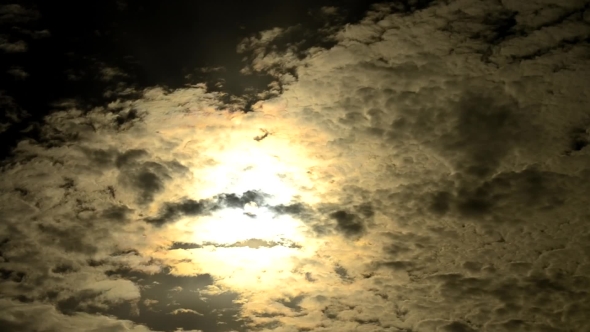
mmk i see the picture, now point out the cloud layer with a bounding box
[1,0,590,331]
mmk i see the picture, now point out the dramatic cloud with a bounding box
[1,0,590,331]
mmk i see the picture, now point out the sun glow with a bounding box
[169,118,322,285]
[183,205,307,245]
[192,121,319,205]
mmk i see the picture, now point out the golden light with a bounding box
[163,110,325,289]
[181,206,307,245]
[194,129,318,206]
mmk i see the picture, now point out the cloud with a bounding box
[329,210,366,238]
[0,92,29,133]
[7,67,29,80]
[0,4,40,24]
[1,0,590,331]
[0,37,27,52]
[0,299,152,332]
[99,65,128,82]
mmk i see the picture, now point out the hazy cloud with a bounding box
[0,4,40,24]
[0,37,27,52]
[7,67,29,80]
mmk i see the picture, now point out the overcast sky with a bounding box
[1,0,590,331]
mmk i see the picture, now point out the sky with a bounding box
[1,0,590,331]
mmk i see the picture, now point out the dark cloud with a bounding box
[115,149,149,168]
[145,198,209,226]
[101,205,132,221]
[37,223,98,255]
[566,126,590,154]
[169,242,203,250]
[393,166,578,229]
[441,91,523,178]
[217,190,266,208]
[124,167,166,204]
[0,267,25,283]
[0,92,29,134]
[269,202,308,216]
[385,87,527,179]
[146,190,269,226]
[330,210,365,238]
[440,321,477,332]
[102,268,248,332]
[334,264,354,283]
[0,5,40,24]
[115,149,188,205]
[56,289,106,315]
[276,294,305,312]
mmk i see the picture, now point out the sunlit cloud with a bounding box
[1,0,590,331]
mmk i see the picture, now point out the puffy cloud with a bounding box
[0,299,151,332]
[1,0,590,331]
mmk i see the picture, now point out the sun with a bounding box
[187,203,307,245]
[190,136,314,245]
[165,120,322,289]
